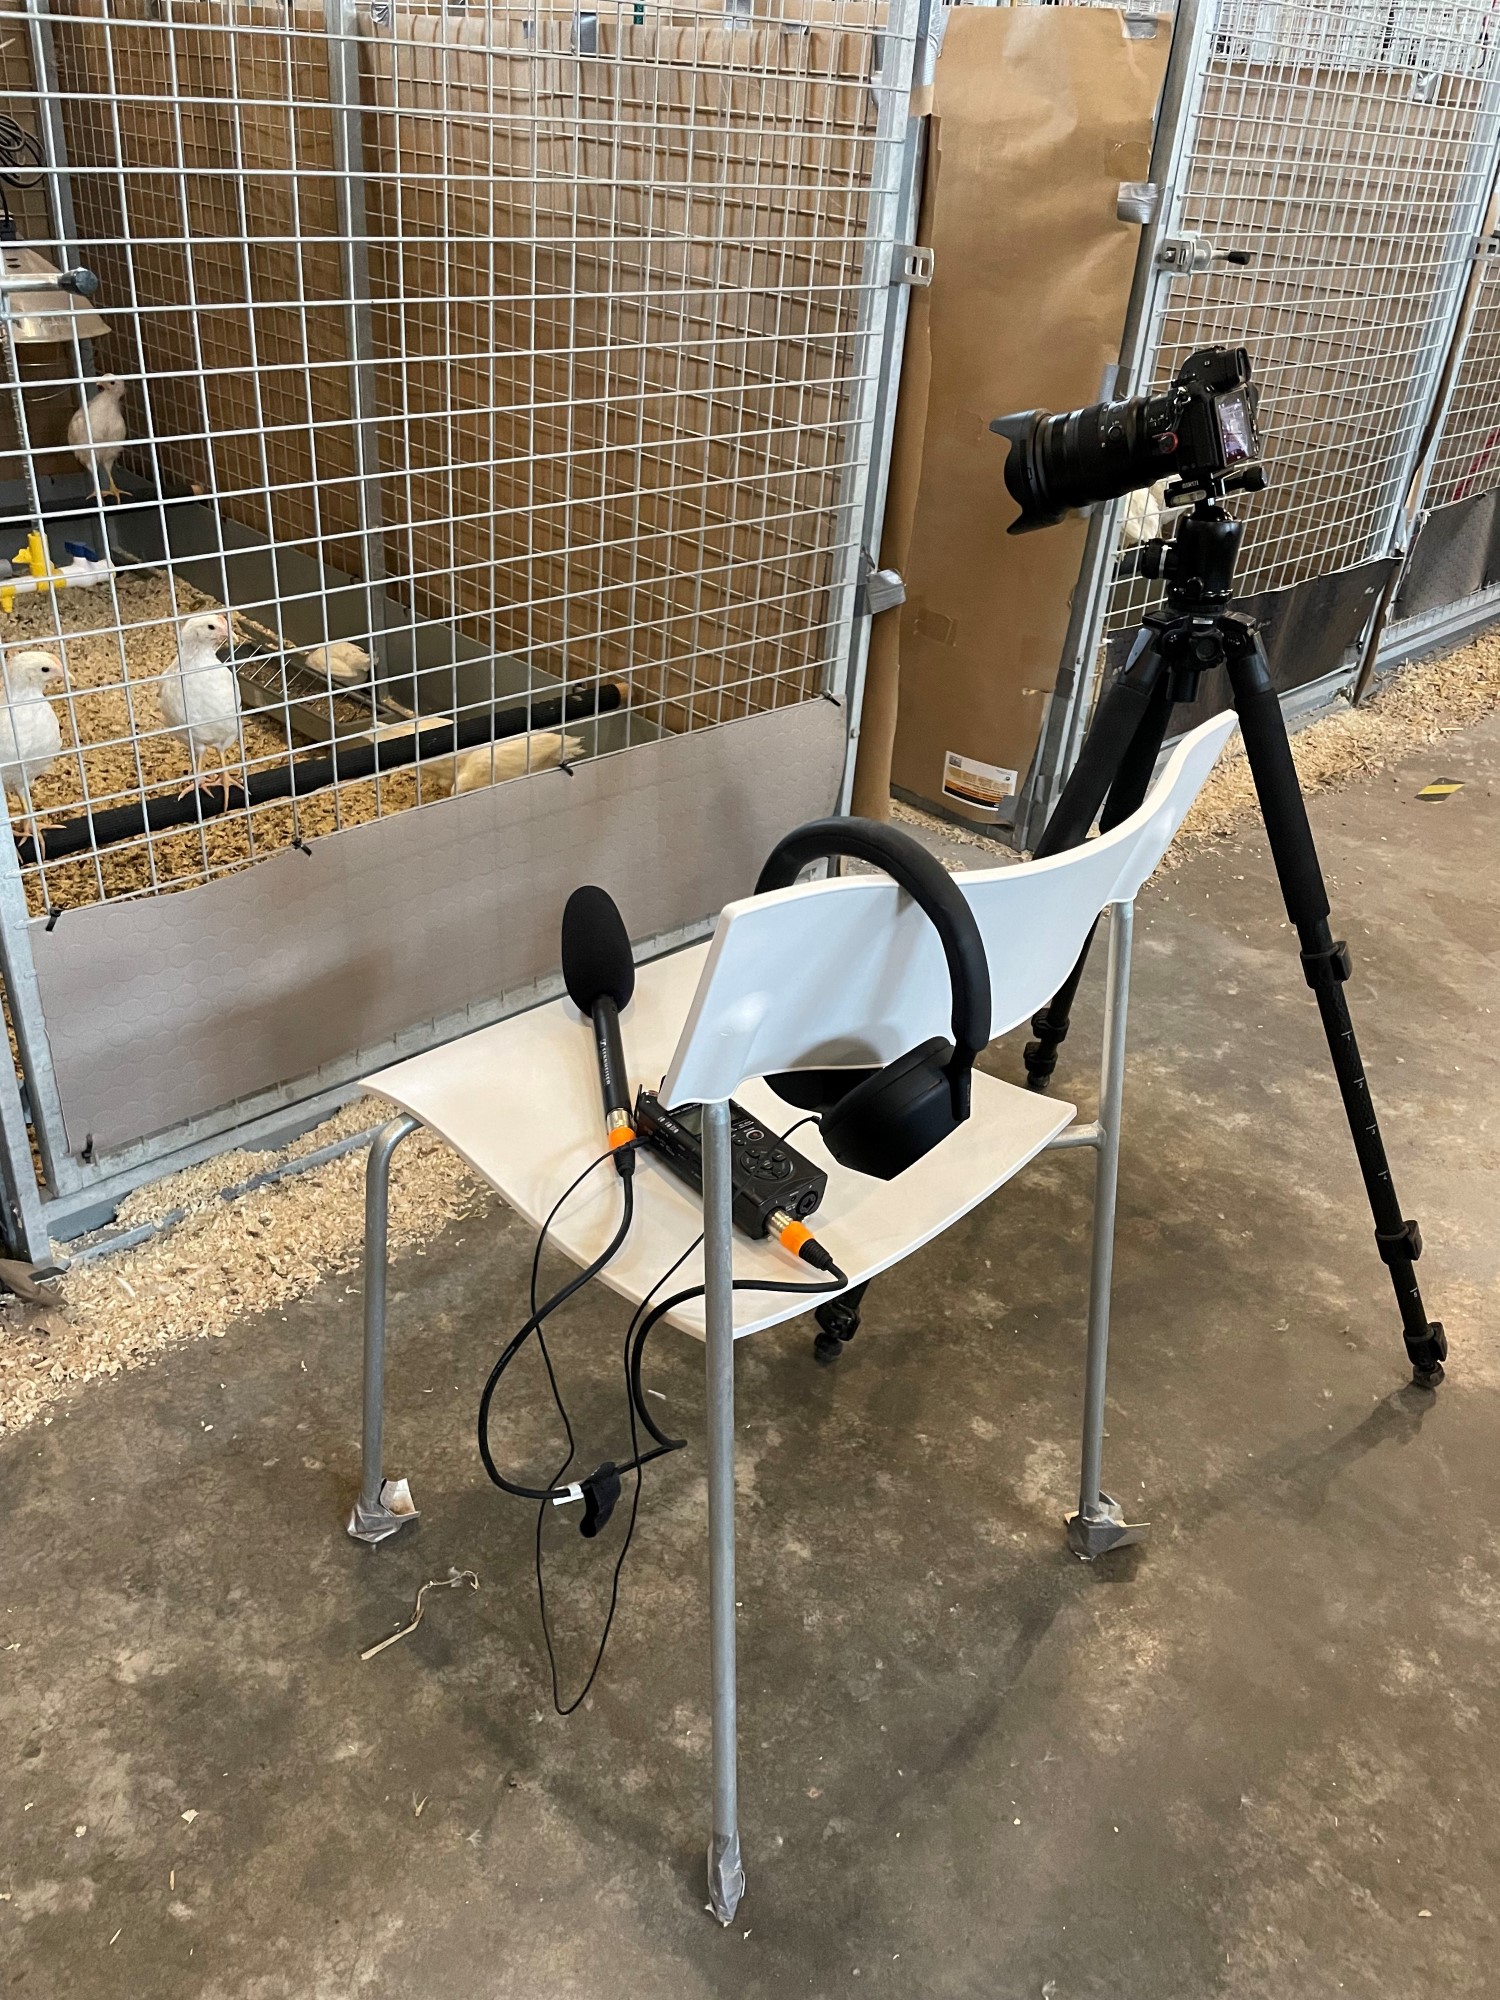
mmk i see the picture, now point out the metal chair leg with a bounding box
[702,1097,746,1924]
[1068,903,1148,1560]
[347,1114,421,1545]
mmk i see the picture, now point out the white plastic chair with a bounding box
[355,710,1237,1922]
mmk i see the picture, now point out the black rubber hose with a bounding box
[16,678,626,865]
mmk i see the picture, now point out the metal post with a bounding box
[1067,902,1147,1560]
[0,786,75,1200]
[1354,167,1500,703]
[21,0,98,422]
[702,1095,745,1925]
[823,0,925,795]
[323,0,391,649]
[347,1114,420,1543]
[1015,0,1212,850]
[0,988,51,1261]
[834,0,932,808]
[23,1,78,245]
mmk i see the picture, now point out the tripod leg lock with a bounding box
[812,1291,863,1365]
[1376,1218,1423,1266]
[1300,939,1352,989]
[1404,1321,1447,1386]
[1024,1007,1066,1092]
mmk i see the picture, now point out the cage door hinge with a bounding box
[891,244,934,288]
[858,560,906,617]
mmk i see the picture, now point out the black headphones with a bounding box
[754,818,992,1181]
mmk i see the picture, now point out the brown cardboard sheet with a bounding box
[863,7,1166,826]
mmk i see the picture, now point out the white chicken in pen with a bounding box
[422,729,582,799]
[0,646,65,817]
[159,612,242,807]
[304,640,371,687]
[1121,480,1168,550]
[68,376,129,504]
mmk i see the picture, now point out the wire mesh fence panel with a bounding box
[1101,0,1500,643]
[0,0,912,915]
[1423,248,1500,508]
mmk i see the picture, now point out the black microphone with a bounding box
[561,885,637,1174]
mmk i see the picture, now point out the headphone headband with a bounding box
[754,817,992,1077]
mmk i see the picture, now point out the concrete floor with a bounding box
[4,712,1498,2000]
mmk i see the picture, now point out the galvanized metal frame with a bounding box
[1022,0,1500,845]
[834,0,936,807]
[0,0,928,1256]
[1378,161,1500,666]
[1015,0,1214,850]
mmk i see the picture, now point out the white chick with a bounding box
[159,612,242,806]
[0,647,64,815]
[304,641,370,687]
[68,376,129,503]
[453,730,581,795]
[422,729,580,799]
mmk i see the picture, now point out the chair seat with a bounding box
[366,941,1076,1339]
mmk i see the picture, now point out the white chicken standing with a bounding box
[0,647,65,816]
[159,612,242,806]
[67,376,129,504]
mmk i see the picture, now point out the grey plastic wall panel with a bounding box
[30,703,845,1155]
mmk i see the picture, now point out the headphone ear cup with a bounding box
[819,1038,958,1181]
[765,1066,875,1113]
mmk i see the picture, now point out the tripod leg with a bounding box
[1023,657,1174,1091]
[812,1279,867,1365]
[1224,635,1446,1387]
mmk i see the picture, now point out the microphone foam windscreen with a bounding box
[561,885,635,1012]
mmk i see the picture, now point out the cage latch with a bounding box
[1158,234,1253,274]
[891,244,933,288]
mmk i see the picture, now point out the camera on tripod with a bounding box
[990,345,1266,535]
[988,339,1446,1389]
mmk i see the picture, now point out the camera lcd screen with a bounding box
[1216,390,1255,465]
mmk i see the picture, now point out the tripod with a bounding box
[1022,499,1446,1387]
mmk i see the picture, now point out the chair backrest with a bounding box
[660,711,1237,1107]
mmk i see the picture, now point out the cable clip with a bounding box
[579,1462,622,1539]
[551,1483,585,1507]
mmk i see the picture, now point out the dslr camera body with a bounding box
[991,345,1265,534]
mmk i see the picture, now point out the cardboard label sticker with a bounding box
[942,752,1017,816]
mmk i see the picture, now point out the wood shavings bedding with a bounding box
[1,625,1497,1439]
[3,566,522,916]
[0,1097,489,1437]
[1166,626,1500,858]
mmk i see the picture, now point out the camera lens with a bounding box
[992,392,1179,536]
